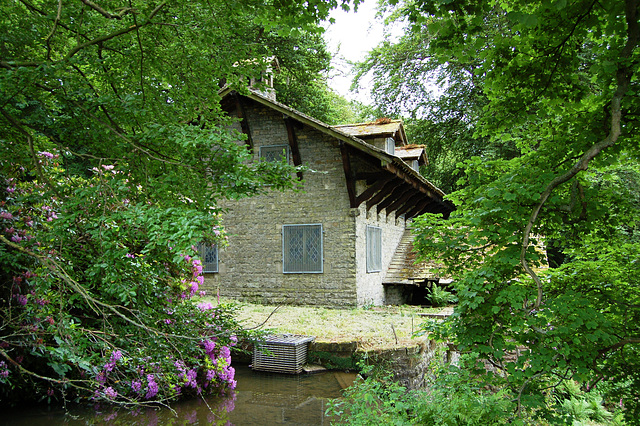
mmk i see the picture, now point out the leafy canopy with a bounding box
[0,0,348,406]
[356,0,640,422]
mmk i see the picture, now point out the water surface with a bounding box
[1,365,357,425]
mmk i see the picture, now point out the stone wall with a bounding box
[203,97,412,307]
[354,200,406,306]
[203,98,359,307]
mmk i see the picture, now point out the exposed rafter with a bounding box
[233,94,253,151]
[385,190,422,215]
[284,117,303,181]
[366,178,400,211]
[340,142,357,208]
[377,185,413,213]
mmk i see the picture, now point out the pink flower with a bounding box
[110,350,122,362]
[104,386,117,399]
[0,211,13,220]
[37,151,55,159]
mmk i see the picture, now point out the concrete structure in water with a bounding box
[201,86,454,308]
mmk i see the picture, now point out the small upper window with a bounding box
[385,138,395,155]
[366,226,382,273]
[260,145,290,163]
[411,160,419,171]
[197,243,218,273]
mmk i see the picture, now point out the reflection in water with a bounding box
[1,365,357,425]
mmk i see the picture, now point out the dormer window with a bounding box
[385,138,395,155]
[411,160,419,171]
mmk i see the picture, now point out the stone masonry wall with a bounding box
[354,197,406,306]
[202,99,359,307]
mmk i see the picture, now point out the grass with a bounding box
[212,299,451,350]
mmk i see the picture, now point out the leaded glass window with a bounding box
[260,144,290,163]
[282,224,323,273]
[367,226,382,273]
[197,243,218,273]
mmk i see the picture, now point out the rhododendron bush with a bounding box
[0,152,250,405]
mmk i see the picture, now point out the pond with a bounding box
[2,364,357,425]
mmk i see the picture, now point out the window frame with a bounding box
[366,225,382,273]
[385,138,395,155]
[282,224,323,274]
[197,243,219,273]
[259,144,290,163]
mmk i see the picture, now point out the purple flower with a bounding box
[126,253,135,259]
[186,369,197,388]
[203,340,216,354]
[131,380,142,393]
[15,294,27,306]
[96,371,107,384]
[104,386,117,399]
[145,374,158,399]
[0,361,9,378]
[206,369,216,382]
[37,151,55,159]
[220,346,231,360]
[110,350,122,362]
[197,302,214,311]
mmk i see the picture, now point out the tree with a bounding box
[353,7,519,192]
[0,0,344,406]
[364,0,640,421]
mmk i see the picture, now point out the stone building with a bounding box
[201,87,454,307]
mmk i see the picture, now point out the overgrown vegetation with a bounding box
[343,0,640,423]
[426,284,457,307]
[231,300,441,350]
[0,0,360,407]
[329,352,628,425]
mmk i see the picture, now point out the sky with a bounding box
[322,0,388,104]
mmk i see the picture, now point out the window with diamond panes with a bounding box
[197,243,218,273]
[260,145,290,163]
[367,226,382,273]
[282,224,323,273]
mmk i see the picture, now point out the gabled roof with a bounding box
[331,119,408,145]
[396,145,428,165]
[219,87,454,218]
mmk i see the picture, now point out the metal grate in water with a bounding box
[252,334,315,374]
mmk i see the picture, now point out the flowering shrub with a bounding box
[0,152,252,406]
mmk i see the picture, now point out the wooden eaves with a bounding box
[219,87,455,219]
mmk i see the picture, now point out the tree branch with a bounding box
[2,1,167,68]
[521,0,639,310]
[79,0,134,20]
[44,0,63,60]
[62,1,166,62]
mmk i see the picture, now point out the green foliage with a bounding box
[362,0,640,423]
[0,0,345,407]
[328,353,516,425]
[427,283,457,307]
